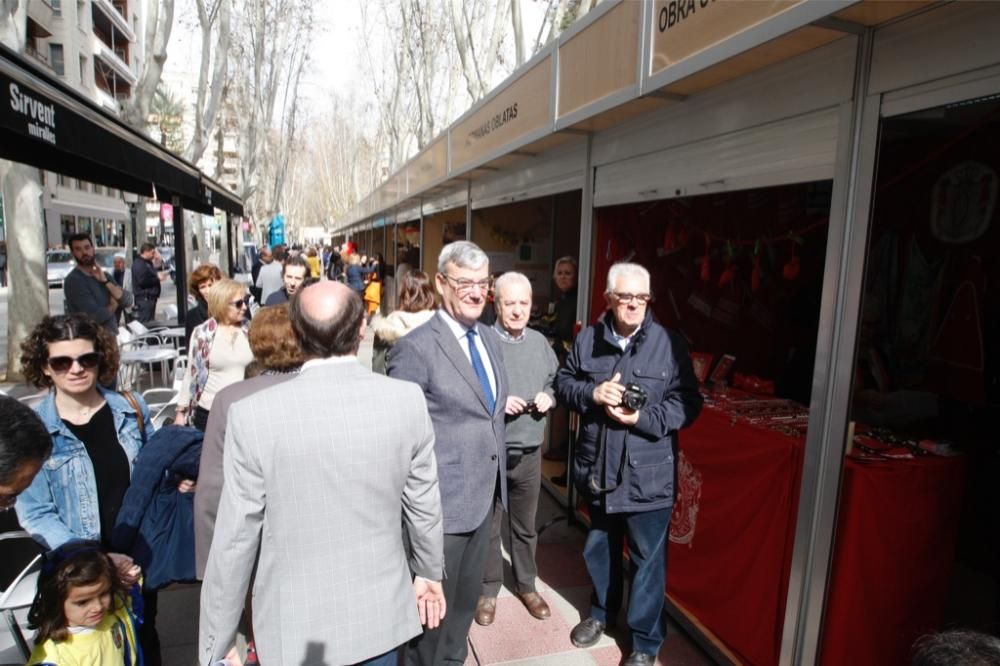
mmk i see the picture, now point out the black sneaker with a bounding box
[623,651,656,666]
[570,617,606,648]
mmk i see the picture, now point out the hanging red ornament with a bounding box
[718,241,736,287]
[700,234,712,282]
[782,238,800,281]
[751,242,762,292]
[663,222,677,252]
[678,227,689,248]
[718,264,737,288]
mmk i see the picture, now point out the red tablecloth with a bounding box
[667,407,804,666]
[664,405,965,665]
[819,455,965,666]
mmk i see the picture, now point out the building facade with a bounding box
[25,0,143,248]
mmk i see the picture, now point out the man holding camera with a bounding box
[475,272,559,627]
[555,262,702,666]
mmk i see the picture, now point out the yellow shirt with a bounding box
[28,601,139,666]
[306,255,321,278]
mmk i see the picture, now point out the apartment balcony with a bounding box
[92,0,135,42]
[26,0,55,32]
[93,37,136,85]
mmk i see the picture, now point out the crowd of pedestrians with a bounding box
[7,236,712,666]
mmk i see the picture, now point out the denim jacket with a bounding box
[15,387,152,550]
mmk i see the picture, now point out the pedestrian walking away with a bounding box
[199,281,445,666]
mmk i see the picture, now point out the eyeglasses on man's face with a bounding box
[612,292,652,305]
[441,274,492,294]
[47,352,102,373]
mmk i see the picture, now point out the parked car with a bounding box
[95,247,125,272]
[46,250,74,287]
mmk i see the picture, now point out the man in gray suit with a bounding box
[388,240,508,666]
[199,281,446,666]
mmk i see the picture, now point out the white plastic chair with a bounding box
[0,532,42,660]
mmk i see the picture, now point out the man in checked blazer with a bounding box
[199,281,446,666]
[388,240,509,666]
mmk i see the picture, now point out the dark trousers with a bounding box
[584,504,671,656]
[354,646,400,665]
[483,447,541,597]
[406,510,492,666]
[192,406,210,432]
[136,297,157,323]
[139,588,161,666]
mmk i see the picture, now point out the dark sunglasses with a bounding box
[47,352,101,373]
[229,297,249,308]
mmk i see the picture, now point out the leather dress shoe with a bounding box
[570,617,605,648]
[623,650,656,666]
[518,591,550,620]
[475,596,496,626]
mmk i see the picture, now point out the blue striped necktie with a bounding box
[465,328,495,413]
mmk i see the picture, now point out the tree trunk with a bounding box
[1,160,47,380]
[122,0,174,130]
[511,0,526,67]
[2,2,48,380]
[185,0,231,164]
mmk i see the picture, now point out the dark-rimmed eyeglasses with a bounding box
[47,352,101,373]
[612,292,652,304]
[441,274,492,294]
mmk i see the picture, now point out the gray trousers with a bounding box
[482,446,541,597]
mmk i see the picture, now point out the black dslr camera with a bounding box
[620,383,648,411]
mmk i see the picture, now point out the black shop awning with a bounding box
[0,43,242,216]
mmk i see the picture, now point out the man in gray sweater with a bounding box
[475,271,559,627]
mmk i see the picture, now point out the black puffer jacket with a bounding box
[555,309,702,513]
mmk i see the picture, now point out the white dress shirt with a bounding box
[437,309,498,399]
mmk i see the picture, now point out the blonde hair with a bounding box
[206,278,246,321]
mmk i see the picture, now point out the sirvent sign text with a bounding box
[9,82,56,144]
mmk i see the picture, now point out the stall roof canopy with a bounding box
[0,43,243,216]
[338,0,934,230]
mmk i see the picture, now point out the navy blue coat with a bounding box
[112,425,203,590]
[345,264,375,292]
[555,310,702,513]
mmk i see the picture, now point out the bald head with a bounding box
[289,281,365,358]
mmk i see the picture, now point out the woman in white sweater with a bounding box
[369,270,437,374]
[175,279,253,430]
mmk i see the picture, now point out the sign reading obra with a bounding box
[651,0,805,76]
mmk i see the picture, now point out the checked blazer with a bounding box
[198,360,444,666]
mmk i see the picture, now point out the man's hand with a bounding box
[108,552,141,586]
[605,404,640,426]
[221,646,243,666]
[532,392,554,414]
[592,372,626,407]
[173,411,187,426]
[177,479,196,493]
[413,578,447,629]
[505,396,528,415]
[79,262,104,281]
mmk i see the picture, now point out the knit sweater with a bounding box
[494,325,559,449]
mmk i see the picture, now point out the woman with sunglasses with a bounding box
[175,278,253,431]
[15,313,163,662]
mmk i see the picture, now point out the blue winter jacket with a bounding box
[16,389,151,549]
[555,309,703,513]
[111,425,203,590]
